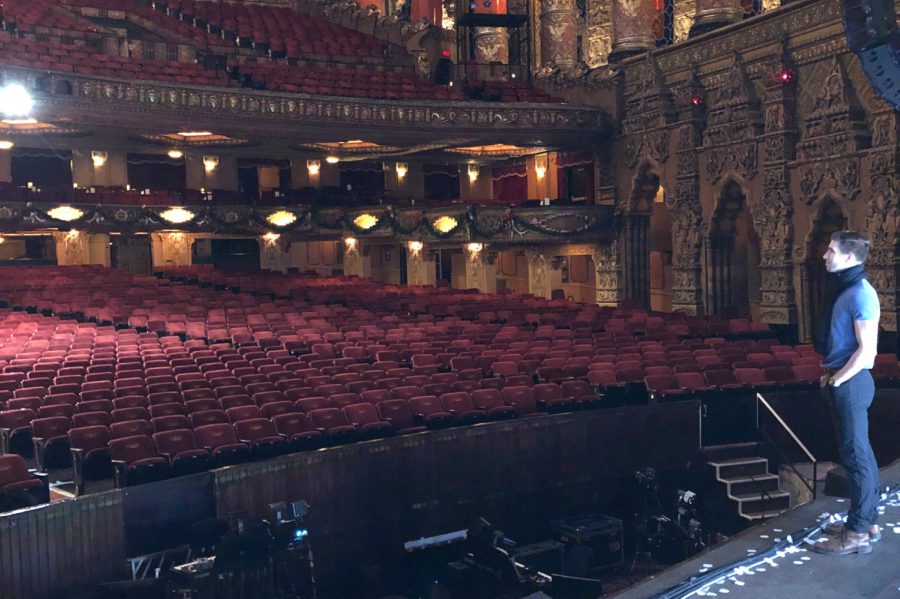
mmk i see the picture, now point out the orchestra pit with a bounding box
[0,0,897,597]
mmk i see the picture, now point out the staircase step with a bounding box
[731,490,790,502]
[701,442,761,462]
[740,508,789,521]
[732,491,791,517]
[721,474,781,496]
[710,457,770,479]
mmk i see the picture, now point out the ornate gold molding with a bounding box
[3,66,610,135]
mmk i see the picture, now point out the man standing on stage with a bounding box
[812,231,881,555]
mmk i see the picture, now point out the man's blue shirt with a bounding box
[822,279,880,369]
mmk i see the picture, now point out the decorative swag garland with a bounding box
[0,203,611,240]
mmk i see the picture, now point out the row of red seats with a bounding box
[1,0,98,34]
[156,0,391,60]
[0,36,228,86]
[59,0,231,51]
[160,266,771,338]
[237,59,463,101]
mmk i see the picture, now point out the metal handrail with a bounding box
[756,392,818,501]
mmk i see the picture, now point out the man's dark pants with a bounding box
[826,369,879,533]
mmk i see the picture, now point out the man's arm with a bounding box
[831,318,879,386]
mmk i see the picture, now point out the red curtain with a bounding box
[492,164,527,205]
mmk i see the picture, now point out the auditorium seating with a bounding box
[233,58,466,101]
[0,35,229,86]
[1,0,564,105]
[155,0,392,60]
[0,453,48,510]
[2,264,886,502]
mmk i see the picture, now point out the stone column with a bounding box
[52,230,91,266]
[464,246,499,293]
[150,232,194,268]
[474,27,510,64]
[592,241,624,306]
[865,112,900,334]
[343,239,372,279]
[406,245,437,286]
[756,52,797,332]
[609,0,656,62]
[540,0,577,68]
[671,76,705,314]
[673,0,695,42]
[258,234,290,273]
[585,0,613,67]
[688,0,742,37]
[527,250,550,298]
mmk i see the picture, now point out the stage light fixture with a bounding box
[0,83,34,118]
[91,151,108,168]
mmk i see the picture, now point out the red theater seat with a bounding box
[109,435,170,488]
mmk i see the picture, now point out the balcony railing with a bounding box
[0,199,616,243]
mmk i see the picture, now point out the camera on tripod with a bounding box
[267,500,310,550]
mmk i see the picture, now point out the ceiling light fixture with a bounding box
[47,206,85,222]
[266,210,297,227]
[159,207,196,224]
[167,149,184,159]
[353,214,379,230]
[178,131,213,137]
[433,216,458,234]
[325,155,340,164]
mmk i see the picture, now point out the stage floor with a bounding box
[611,460,900,599]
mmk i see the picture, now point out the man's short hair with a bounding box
[831,231,870,263]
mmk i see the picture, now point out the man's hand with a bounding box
[820,374,831,389]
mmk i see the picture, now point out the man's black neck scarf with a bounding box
[814,263,867,355]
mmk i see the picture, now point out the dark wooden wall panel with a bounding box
[0,492,125,599]
[213,403,701,589]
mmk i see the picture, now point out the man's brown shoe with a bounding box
[823,522,882,542]
[811,529,873,555]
